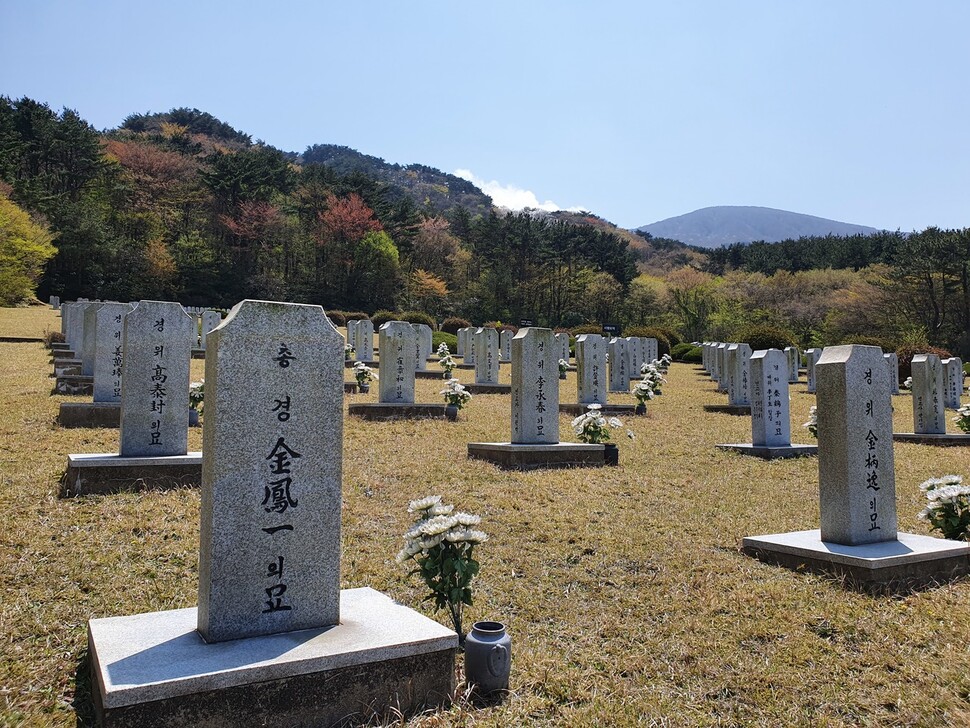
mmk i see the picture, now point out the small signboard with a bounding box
[602,324,621,336]
[519,319,534,327]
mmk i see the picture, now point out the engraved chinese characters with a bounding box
[911,354,946,433]
[750,349,791,447]
[499,329,512,362]
[198,301,343,643]
[608,337,629,392]
[119,301,194,458]
[414,324,433,371]
[354,319,374,362]
[378,321,417,404]
[727,343,752,407]
[93,303,132,403]
[816,345,897,545]
[784,346,800,384]
[942,357,964,410]
[511,328,559,444]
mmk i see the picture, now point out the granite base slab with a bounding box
[88,587,457,728]
[191,349,206,360]
[893,432,970,446]
[344,382,358,394]
[58,402,121,428]
[455,363,476,370]
[716,443,818,459]
[62,452,203,496]
[742,529,970,594]
[51,349,77,359]
[703,403,751,415]
[50,342,72,350]
[468,442,605,470]
[464,383,512,395]
[348,403,448,420]
[54,363,82,376]
[558,403,636,416]
[54,375,93,395]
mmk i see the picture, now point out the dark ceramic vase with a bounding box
[635,403,646,415]
[604,443,619,466]
[464,621,511,695]
[445,404,458,421]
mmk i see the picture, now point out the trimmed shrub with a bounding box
[370,310,399,328]
[441,317,472,335]
[735,324,796,353]
[570,324,602,336]
[432,331,457,354]
[896,344,953,381]
[326,310,347,327]
[677,345,703,363]
[624,326,671,357]
[397,310,437,328]
[670,342,695,361]
[344,311,370,322]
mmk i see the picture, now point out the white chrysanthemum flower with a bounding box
[608,417,623,428]
[587,403,602,410]
[408,495,441,513]
[454,512,481,526]
[429,503,455,516]
[420,515,459,536]
[420,534,445,550]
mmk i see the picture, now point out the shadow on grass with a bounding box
[73,646,96,728]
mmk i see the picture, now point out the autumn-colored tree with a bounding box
[0,191,56,304]
[407,268,450,316]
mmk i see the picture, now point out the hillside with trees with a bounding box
[1,96,968,359]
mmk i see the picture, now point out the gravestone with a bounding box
[716,348,816,459]
[884,353,900,395]
[805,348,822,393]
[625,336,644,378]
[198,300,343,641]
[942,357,964,409]
[910,354,946,434]
[464,328,478,366]
[784,346,800,383]
[576,334,607,405]
[456,327,467,357]
[354,319,374,362]
[346,319,358,359]
[93,303,132,403]
[645,338,659,364]
[608,337,629,393]
[709,342,720,382]
[378,321,417,404]
[499,329,512,362]
[555,332,570,365]
[414,324,433,371]
[727,343,752,406]
[119,301,196,457]
[512,328,559,444]
[474,327,500,385]
[200,310,221,351]
[81,303,105,376]
[716,343,729,392]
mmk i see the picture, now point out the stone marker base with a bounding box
[348,403,448,421]
[62,452,203,496]
[893,432,970,446]
[468,442,605,470]
[191,348,205,359]
[0,335,44,343]
[88,587,457,728]
[703,403,751,415]
[50,342,72,350]
[456,363,476,370]
[742,529,970,594]
[54,363,82,376]
[716,443,818,459]
[58,402,121,428]
[558,403,636,416]
[344,382,359,394]
[54,375,93,395]
[416,370,448,379]
[464,383,512,395]
[51,349,77,359]
[345,359,377,368]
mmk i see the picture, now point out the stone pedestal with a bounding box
[88,588,457,728]
[892,432,970,445]
[464,383,511,395]
[558,403,636,416]
[467,442,605,470]
[742,530,970,594]
[61,453,203,496]
[702,403,750,415]
[58,402,121,428]
[54,374,93,395]
[715,443,817,459]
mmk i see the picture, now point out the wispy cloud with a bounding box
[454,169,585,213]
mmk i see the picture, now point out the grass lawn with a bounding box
[2,307,970,726]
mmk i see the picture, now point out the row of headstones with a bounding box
[909,353,965,433]
[346,319,436,372]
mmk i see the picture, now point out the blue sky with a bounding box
[2,1,968,231]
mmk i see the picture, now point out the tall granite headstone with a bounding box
[576,334,607,405]
[474,327,500,385]
[198,300,343,642]
[378,321,417,404]
[355,319,374,362]
[716,343,729,392]
[817,345,897,545]
[750,349,791,447]
[555,332,570,365]
[464,328,478,366]
[512,328,559,444]
[456,327,467,357]
[200,310,222,351]
[911,354,946,434]
[625,337,644,379]
[81,303,105,376]
[784,346,800,384]
[499,329,512,362]
[942,357,964,410]
[119,301,195,458]
[414,324,433,371]
[608,337,629,393]
[728,343,752,406]
[346,319,359,358]
[805,348,822,394]
[93,303,132,403]
[884,352,900,395]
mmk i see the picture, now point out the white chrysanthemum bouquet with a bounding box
[396,495,487,640]
[353,361,376,386]
[955,403,970,434]
[803,405,817,438]
[918,475,970,541]
[440,379,472,409]
[572,403,624,444]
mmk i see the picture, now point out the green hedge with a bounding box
[432,331,457,354]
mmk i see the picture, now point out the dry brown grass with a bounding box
[2,308,970,727]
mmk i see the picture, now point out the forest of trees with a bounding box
[1,96,969,358]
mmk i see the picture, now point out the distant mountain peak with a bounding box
[635,205,880,248]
